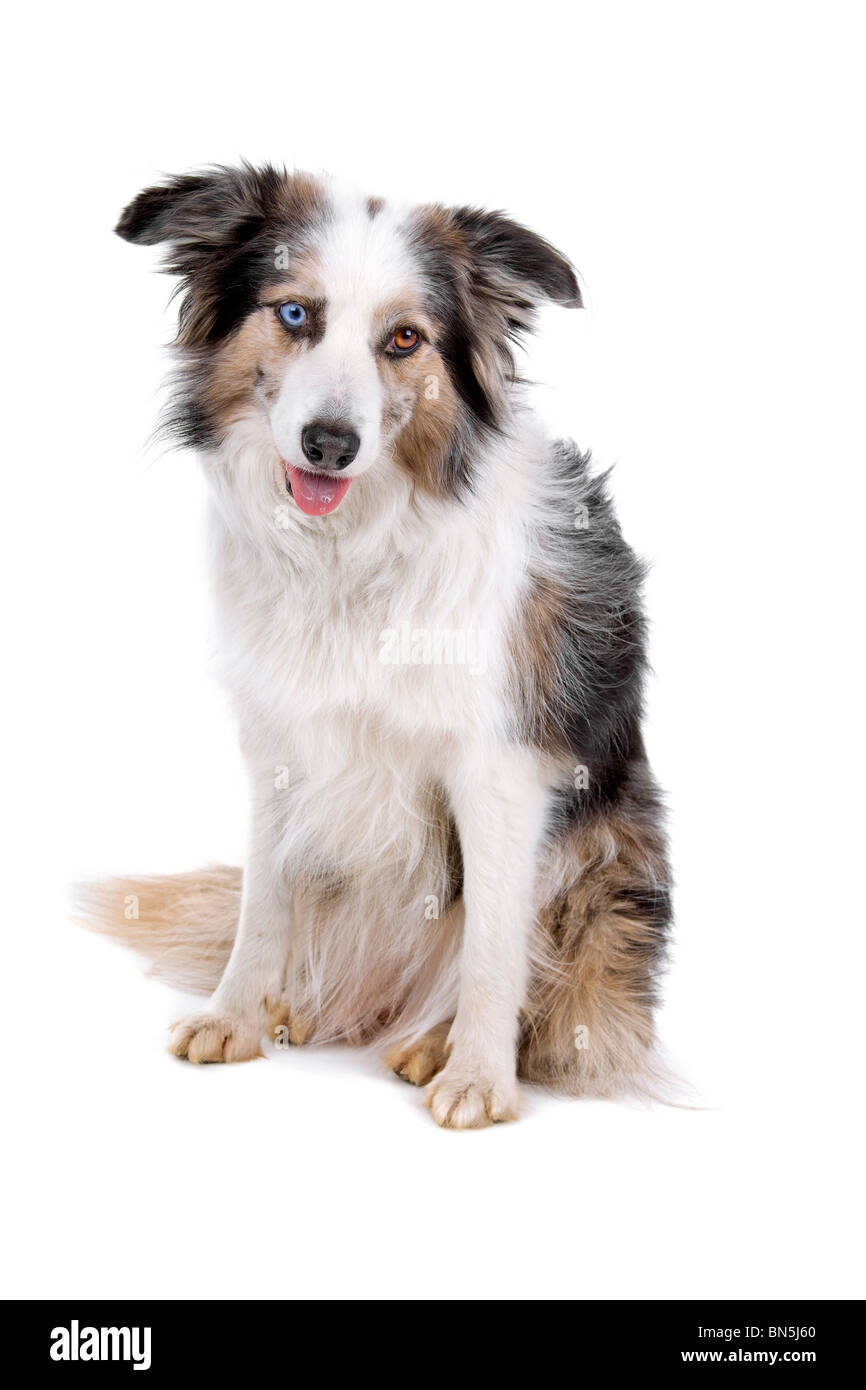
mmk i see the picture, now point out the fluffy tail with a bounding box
[73,865,241,995]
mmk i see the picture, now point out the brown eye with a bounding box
[388,326,420,355]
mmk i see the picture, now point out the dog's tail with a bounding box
[73,865,241,994]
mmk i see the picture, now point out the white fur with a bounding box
[170,194,568,1126]
[270,186,420,477]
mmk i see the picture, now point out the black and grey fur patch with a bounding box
[115,164,331,446]
[408,204,581,431]
[511,443,650,812]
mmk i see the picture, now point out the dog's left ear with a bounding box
[450,207,582,311]
[413,204,582,430]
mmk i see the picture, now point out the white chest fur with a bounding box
[202,425,541,882]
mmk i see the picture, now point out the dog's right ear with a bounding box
[115,164,276,251]
[115,165,326,346]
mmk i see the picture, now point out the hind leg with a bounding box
[521,771,671,1094]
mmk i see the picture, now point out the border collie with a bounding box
[80,165,672,1128]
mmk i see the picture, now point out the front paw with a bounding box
[425,1061,520,1129]
[169,1010,265,1063]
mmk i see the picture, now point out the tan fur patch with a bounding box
[203,258,324,429]
[389,350,461,498]
[508,574,571,750]
[384,1022,451,1086]
[203,311,296,428]
[368,297,463,501]
[274,172,330,235]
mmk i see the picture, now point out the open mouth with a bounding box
[285,464,353,517]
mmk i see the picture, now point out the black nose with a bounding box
[301,423,361,471]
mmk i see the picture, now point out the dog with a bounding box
[79,165,672,1128]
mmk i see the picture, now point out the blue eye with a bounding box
[278,301,307,328]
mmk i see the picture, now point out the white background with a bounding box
[3,1,863,1301]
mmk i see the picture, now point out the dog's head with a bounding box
[117,165,580,516]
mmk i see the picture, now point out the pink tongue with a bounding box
[287,465,352,516]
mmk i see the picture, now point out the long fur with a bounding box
[80,167,673,1125]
